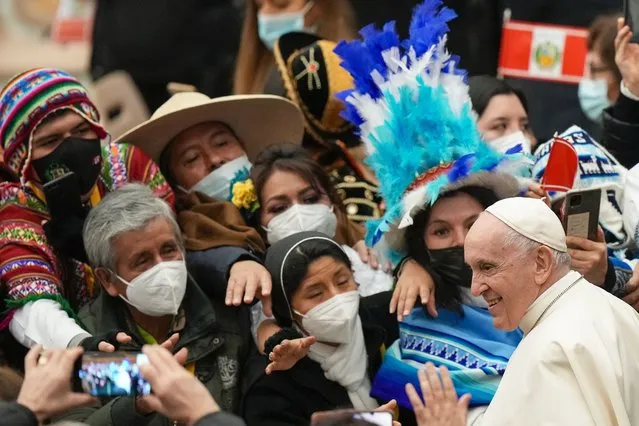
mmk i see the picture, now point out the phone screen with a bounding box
[626,0,639,42]
[352,412,393,426]
[77,352,151,396]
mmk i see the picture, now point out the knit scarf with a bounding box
[307,315,379,411]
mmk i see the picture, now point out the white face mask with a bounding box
[263,203,338,245]
[115,260,188,317]
[487,130,532,155]
[189,155,252,200]
[295,291,360,344]
[258,1,317,50]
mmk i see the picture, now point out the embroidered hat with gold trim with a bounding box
[273,32,360,148]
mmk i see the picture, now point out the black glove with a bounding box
[263,327,303,357]
[43,213,89,264]
[80,330,124,352]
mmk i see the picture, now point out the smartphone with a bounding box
[42,172,84,218]
[73,352,151,397]
[563,188,601,241]
[625,0,639,43]
[311,410,393,426]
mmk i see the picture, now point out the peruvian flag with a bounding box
[541,136,579,193]
[51,0,94,43]
[498,19,588,84]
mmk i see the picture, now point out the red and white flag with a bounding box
[498,20,588,84]
[51,0,94,43]
[541,136,579,193]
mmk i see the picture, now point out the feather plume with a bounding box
[334,0,527,252]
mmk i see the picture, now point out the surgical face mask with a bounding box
[294,290,359,344]
[115,260,188,317]
[487,130,532,155]
[429,246,473,288]
[578,78,611,121]
[31,136,102,194]
[189,155,252,200]
[263,203,338,245]
[258,1,316,50]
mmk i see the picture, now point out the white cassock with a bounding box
[479,270,639,426]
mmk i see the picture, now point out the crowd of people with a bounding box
[2,0,639,425]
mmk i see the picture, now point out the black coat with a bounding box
[241,291,416,426]
[602,93,639,169]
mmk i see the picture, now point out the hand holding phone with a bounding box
[562,188,601,241]
[17,346,95,423]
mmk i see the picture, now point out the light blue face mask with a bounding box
[258,1,316,50]
[578,78,612,121]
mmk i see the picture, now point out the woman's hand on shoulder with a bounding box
[265,336,316,375]
[226,260,273,316]
[391,259,437,321]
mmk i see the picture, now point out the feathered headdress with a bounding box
[334,0,526,256]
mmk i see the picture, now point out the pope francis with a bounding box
[457,197,639,426]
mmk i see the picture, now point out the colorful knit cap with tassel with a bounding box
[334,0,527,256]
[0,68,107,183]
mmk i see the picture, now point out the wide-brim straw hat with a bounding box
[114,92,305,163]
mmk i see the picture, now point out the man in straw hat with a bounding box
[115,91,304,204]
[424,197,639,425]
[0,68,175,356]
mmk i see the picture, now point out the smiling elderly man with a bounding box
[460,197,639,425]
[58,183,252,425]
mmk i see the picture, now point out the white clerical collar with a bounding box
[519,270,582,335]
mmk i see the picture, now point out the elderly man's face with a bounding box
[465,213,540,331]
[102,217,182,298]
[168,121,246,190]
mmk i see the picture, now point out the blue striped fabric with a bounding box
[371,306,522,409]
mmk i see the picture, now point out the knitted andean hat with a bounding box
[0,68,107,183]
[334,0,527,256]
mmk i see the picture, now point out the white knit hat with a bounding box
[486,197,568,252]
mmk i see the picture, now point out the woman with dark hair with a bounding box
[468,75,537,154]
[249,144,393,312]
[242,232,404,426]
[370,183,523,424]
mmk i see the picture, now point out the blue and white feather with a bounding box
[334,0,527,252]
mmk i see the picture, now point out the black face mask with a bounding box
[32,137,102,194]
[428,246,473,288]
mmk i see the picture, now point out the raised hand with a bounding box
[265,336,316,375]
[405,363,470,426]
[616,18,639,96]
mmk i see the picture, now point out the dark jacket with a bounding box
[0,403,246,426]
[0,402,37,426]
[58,278,253,426]
[241,291,415,426]
[602,93,639,169]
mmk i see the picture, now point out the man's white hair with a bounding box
[501,226,571,267]
[83,183,183,271]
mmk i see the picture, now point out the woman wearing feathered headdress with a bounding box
[331,0,533,419]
